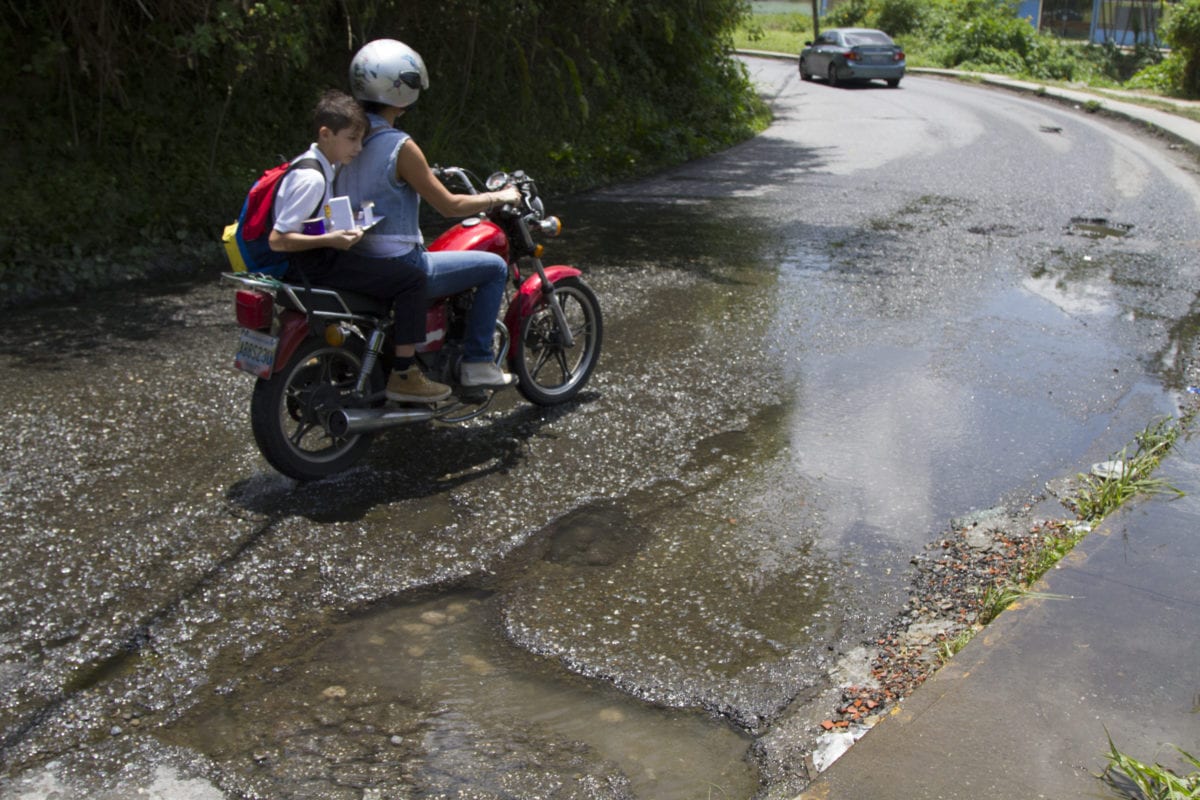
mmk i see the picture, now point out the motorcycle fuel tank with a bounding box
[428,218,509,261]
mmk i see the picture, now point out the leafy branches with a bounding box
[1158,0,1200,96]
[1,0,767,303]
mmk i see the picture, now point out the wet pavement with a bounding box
[799,427,1200,800]
[2,59,1200,798]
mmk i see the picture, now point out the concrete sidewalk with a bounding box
[798,425,1200,800]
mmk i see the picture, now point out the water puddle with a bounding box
[341,594,757,798]
[1022,270,1117,317]
[1065,217,1133,238]
[169,591,757,799]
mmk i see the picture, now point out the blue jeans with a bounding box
[400,247,508,362]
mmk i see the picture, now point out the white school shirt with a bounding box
[272,144,336,234]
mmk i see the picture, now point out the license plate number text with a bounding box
[234,329,278,379]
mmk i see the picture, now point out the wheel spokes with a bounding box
[553,347,574,381]
[528,344,555,382]
[289,419,319,448]
[281,354,355,455]
[524,292,595,388]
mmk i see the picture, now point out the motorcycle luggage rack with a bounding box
[221,272,385,324]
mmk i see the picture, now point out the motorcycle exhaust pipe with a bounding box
[328,407,436,437]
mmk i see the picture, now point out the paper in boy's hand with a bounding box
[323,196,355,232]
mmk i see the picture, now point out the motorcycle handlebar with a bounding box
[432,166,477,194]
[432,165,548,228]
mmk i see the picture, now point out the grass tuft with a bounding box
[964,415,1190,637]
[1103,732,1200,799]
[977,587,1069,626]
[1073,418,1184,521]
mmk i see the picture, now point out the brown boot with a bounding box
[386,366,452,403]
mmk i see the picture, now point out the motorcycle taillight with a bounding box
[235,289,274,330]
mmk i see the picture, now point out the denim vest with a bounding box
[334,113,423,258]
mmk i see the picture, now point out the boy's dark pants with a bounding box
[290,250,427,345]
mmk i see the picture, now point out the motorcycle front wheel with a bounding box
[250,337,378,481]
[514,276,603,405]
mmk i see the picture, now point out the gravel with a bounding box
[819,493,1092,733]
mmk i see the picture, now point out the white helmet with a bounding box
[349,39,429,109]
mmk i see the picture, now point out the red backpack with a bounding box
[222,157,322,276]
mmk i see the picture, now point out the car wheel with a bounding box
[827,63,840,87]
[887,78,901,88]
[799,58,813,81]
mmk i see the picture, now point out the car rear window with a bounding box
[845,31,894,46]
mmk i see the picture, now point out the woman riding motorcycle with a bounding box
[335,38,523,390]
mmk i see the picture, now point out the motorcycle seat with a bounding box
[277,285,390,317]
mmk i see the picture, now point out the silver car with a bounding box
[799,28,905,88]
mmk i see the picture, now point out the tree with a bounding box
[0,0,767,301]
[1162,0,1200,96]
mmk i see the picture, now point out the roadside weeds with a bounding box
[814,403,1197,773]
[1103,732,1200,800]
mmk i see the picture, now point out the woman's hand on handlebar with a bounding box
[493,185,522,208]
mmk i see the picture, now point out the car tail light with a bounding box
[236,289,273,330]
[894,50,905,61]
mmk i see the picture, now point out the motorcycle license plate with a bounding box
[234,328,278,379]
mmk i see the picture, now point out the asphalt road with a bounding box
[2,58,1198,798]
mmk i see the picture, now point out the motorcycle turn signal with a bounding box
[324,324,348,347]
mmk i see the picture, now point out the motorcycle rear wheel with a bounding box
[514,276,602,406]
[250,337,378,481]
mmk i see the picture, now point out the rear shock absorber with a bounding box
[356,328,387,395]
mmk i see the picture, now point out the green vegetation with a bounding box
[1159,0,1200,96]
[976,585,1039,626]
[1,0,769,303]
[735,0,1200,91]
[1103,734,1200,799]
[1009,415,1184,586]
[1072,417,1184,520]
[937,627,976,663]
[937,586,1065,662]
[738,11,816,53]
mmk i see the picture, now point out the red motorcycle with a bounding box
[223,168,602,481]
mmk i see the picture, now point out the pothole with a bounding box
[967,223,1020,237]
[1065,217,1133,238]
